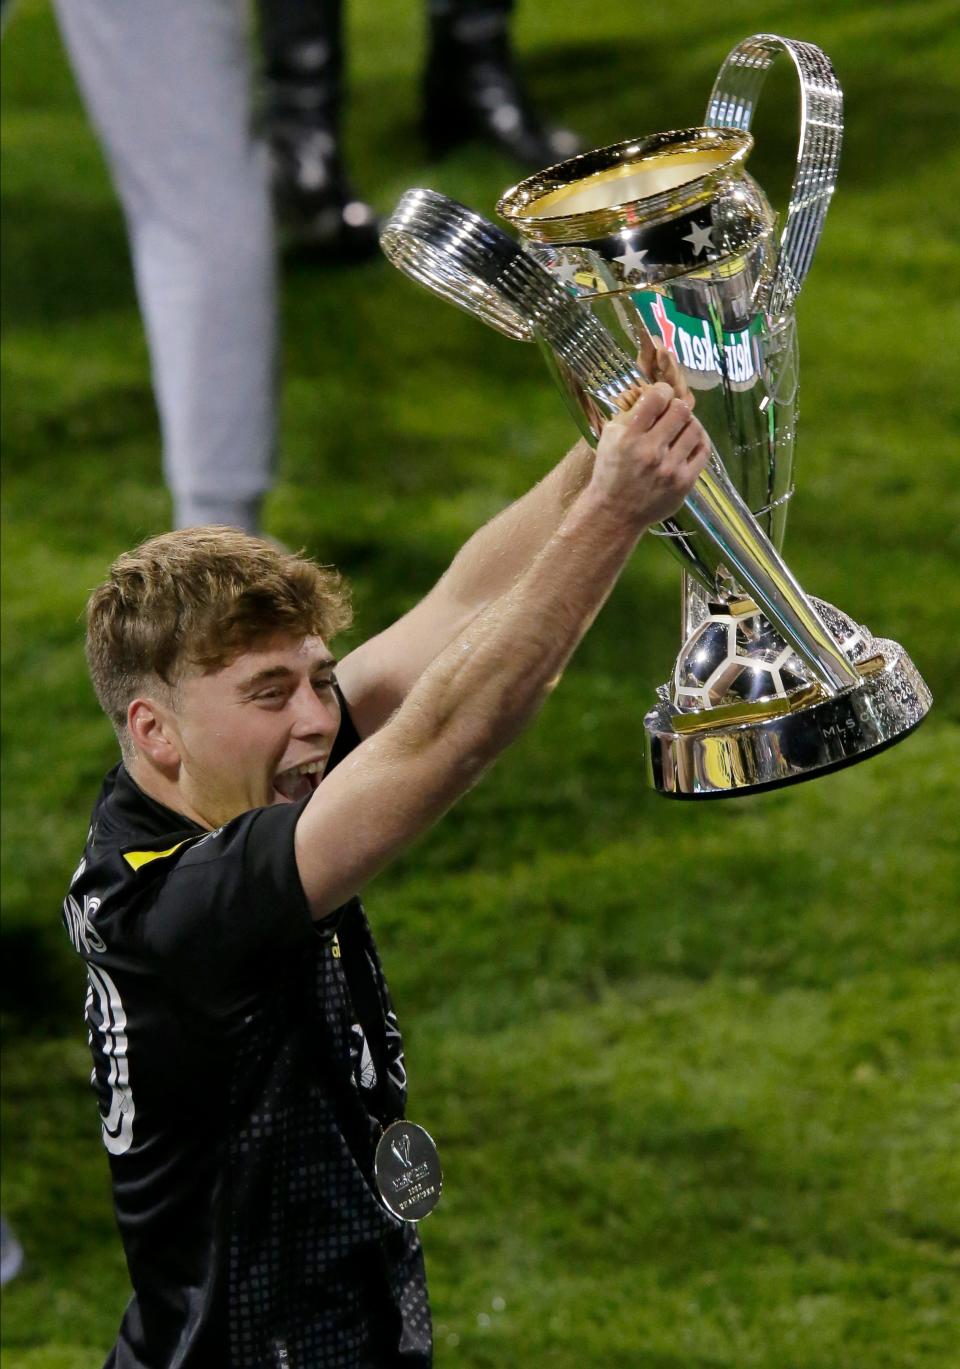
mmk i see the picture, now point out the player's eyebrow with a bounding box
[235,657,337,693]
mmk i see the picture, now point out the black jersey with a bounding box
[63,699,432,1368]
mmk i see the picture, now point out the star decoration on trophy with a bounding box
[613,242,649,275]
[552,257,583,292]
[682,220,715,257]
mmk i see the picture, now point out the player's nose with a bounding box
[291,681,341,737]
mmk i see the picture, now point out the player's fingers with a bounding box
[654,345,679,385]
[611,381,646,413]
[649,394,694,446]
[686,433,711,481]
[638,329,657,378]
[669,416,708,463]
[655,346,694,407]
[624,381,673,429]
[607,379,667,430]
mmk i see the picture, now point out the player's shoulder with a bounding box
[93,766,202,874]
[65,766,312,964]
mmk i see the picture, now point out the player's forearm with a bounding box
[333,437,597,737]
[384,484,639,771]
[440,348,689,613]
[383,381,708,769]
[437,437,595,614]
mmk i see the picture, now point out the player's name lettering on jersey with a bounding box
[63,892,106,954]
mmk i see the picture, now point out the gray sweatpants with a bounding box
[53,0,277,532]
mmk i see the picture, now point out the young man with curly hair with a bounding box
[68,379,708,1367]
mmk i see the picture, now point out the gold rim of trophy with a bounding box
[497,128,754,242]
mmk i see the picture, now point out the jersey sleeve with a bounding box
[144,800,315,1015]
[327,682,361,770]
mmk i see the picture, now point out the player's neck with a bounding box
[124,757,215,831]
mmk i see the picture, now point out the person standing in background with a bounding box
[53,0,277,536]
[51,0,579,534]
[261,0,579,257]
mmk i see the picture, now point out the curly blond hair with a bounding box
[86,527,352,752]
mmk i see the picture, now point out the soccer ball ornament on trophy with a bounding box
[380,34,931,797]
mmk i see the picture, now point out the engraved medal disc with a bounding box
[374,1121,443,1221]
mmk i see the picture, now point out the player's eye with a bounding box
[252,687,287,705]
[313,673,337,694]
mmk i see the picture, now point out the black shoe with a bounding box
[258,0,380,264]
[421,9,580,171]
[268,120,380,262]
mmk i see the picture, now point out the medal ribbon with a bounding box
[335,902,406,1128]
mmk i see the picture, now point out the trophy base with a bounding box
[645,636,931,798]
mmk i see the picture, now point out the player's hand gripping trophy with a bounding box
[380,34,931,797]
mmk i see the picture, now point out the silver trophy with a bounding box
[381,34,931,797]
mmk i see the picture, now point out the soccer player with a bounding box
[66,380,709,1367]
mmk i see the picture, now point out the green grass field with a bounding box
[2,1,959,1365]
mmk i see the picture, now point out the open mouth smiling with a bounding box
[273,758,327,802]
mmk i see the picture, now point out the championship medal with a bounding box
[374,1121,443,1221]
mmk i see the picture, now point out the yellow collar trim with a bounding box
[123,841,189,871]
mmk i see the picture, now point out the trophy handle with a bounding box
[705,34,843,318]
[380,190,535,342]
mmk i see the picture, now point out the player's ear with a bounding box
[128,697,181,771]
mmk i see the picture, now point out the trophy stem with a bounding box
[684,462,860,694]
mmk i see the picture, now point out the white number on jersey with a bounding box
[86,964,136,1155]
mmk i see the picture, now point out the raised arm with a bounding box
[337,345,691,737]
[296,383,708,917]
[334,435,595,736]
